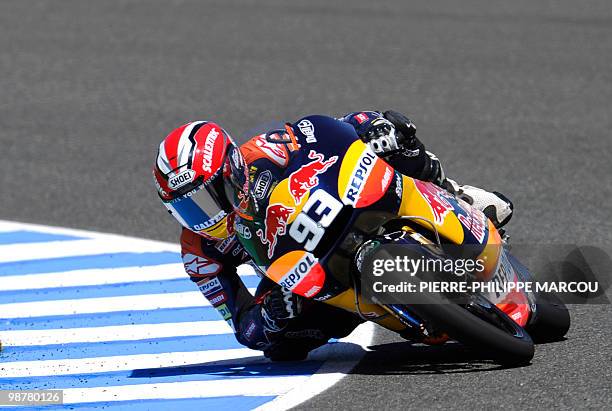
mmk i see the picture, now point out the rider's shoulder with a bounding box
[239,115,352,170]
[240,130,293,170]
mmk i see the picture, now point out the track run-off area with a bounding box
[0,220,374,410]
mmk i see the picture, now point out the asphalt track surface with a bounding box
[1,0,611,409]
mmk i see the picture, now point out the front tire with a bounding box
[406,298,535,365]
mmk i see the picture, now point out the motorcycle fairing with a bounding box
[235,115,533,326]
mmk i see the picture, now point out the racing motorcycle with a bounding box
[235,115,570,365]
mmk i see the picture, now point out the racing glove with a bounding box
[357,110,444,184]
[261,286,302,332]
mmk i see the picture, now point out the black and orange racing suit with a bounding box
[179,111,442,359]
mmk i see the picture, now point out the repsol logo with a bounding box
[197,277,222,297]
[168,169,195,189]
[345,151,377,204]
[279,253,317,290]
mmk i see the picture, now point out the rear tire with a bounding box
[507,253,571,343]
[525,292,570,343]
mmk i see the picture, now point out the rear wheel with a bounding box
[525,292,570,343]
[507,253,571,343]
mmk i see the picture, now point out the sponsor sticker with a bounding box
[208,292,227,307]
[458,208,487,243]
[271,251,325,297]
[288,150,338,204]
[202,128,220,173]
[244,321,257,341]
[215,236,236,254]
[297,119,317,143]
[304,285,322,298]
[277,253,318,291]
[192,210,226,232]
[183,254,222,277]
[413,180,454,225]
[236,223,252,239]
[395,173,403,199]
[154,172,169,197]
[256,203,294,259]
[232,245,244,256]
[355,112,370,124]
[313,292,334,302]
[196,277,223,297]
[249,165,259,182]
[253,170,272,200]
[338,140,394,208]
[168,169,195,190]
[284,329,326,339]
[230,145,242,170]
[216,303,233,321]
[381,167,393,192]
[344,150,377,205]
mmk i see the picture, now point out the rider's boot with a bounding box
[442,178,514,229]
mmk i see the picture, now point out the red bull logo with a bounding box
[458,207,487,243]
[289,150,338,204]
[414,179,454,225]
[256,203,294,258]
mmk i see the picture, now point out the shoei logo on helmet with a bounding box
[202,128,220,173]
[168,169,196,190]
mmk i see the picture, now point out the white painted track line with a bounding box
[0,220,376,410]
[0,289,255,318]
[1,320,232,346]
[0,221,181,251]
[255,322,375,411]
[61,376,307,404]
[0,238,175,264]
[0,263,255,291]
[0,348,262,378]
[0,264,186,290]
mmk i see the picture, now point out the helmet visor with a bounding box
[164,182,229,239]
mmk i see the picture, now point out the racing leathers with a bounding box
[179,110,505,360]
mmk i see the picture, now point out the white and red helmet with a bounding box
[153,121,247,240]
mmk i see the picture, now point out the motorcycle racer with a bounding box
[153,110,513,361]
